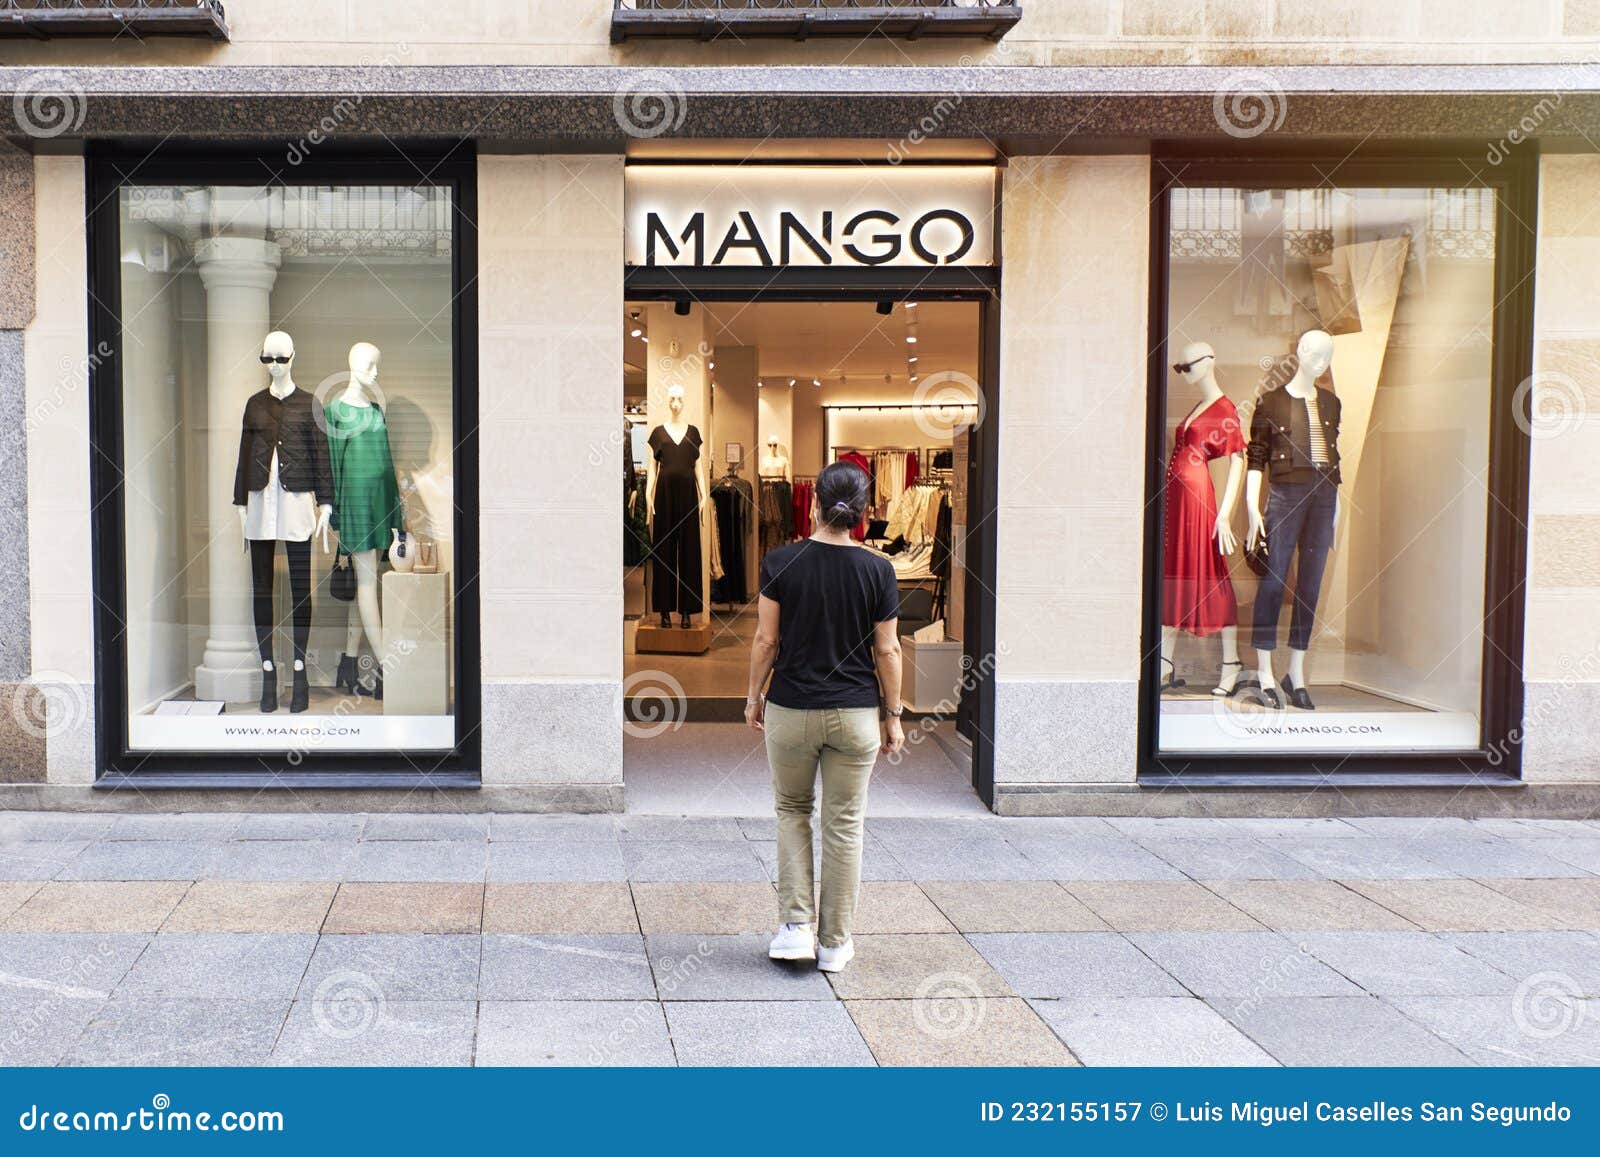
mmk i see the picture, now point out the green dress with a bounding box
[325,397,405,553]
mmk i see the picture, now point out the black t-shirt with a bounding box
[759,539,900,710]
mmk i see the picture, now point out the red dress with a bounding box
[1162,395,1245,635]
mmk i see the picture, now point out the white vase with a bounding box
[390,528,416,573]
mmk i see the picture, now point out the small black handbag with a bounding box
[329,548,357,602]
[1245,531,1270,578]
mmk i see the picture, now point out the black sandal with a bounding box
[1159,656,1187,691]
[1212,659,1250,698]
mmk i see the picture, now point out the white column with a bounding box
[193,236,281,703]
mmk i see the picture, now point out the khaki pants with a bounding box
[764,703,880,948]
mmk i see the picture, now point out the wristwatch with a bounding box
[884,706,904,719]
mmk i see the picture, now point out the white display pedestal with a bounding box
[902,637,966,715]
[382,571,450,715]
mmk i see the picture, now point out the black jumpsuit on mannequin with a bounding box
[649,424,704,624]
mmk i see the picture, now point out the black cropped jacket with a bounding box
[1247,386,1342,485]
[233,387,334,507]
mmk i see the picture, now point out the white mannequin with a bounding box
[340,342,386,676]
[759,434,790,480]
[1245,329,1342,697]
[645,383,707,629]
[1160,341,1246,696]
[240,330,331,691]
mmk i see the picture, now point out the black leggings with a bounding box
[250,538,313,665]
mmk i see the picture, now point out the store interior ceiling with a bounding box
[623,300,980,395]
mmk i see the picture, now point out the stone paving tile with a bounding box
[0,814,115,842]
[1137,838,1321,881]
[623,840,774,883]
[665,1000,875,1066]
[64,998,287,1066]
[0,932,151,996]
[1228,819,1364,838]
[1214,995,1472,1066]
[1103,817,1249,839]
[0,989,108,1065]
[1030,997,1277,1066]
[1296,931,1520,996]
[826,933,1014,1000]
[1129,931,1363,998]
[749,837,909,882]
[3,881,190,933]
[1469,818,1592,839]
[115,933,317,1000]
[55,841,218,882]
[847,997,1077,1066]
[1528,838,1600,875]
[482,883,639,934]
[1342,817,1484,838]
[1402,837,1593,879]
[646,933,836,1001]
[617,816,745,841]
[233,814,366,842]
[360,813,488,841]
[1200,880,1421,932]
[919,881,1107,933]
[1443,931,1600,995]
[206,841,357,882]
[967,933,1186,999]
[1479,878,1600,929]
[851,882,954,934]
[867,817,1010,844]
[479,934,655,1001]
[487,814,619,842]
[300,934,481,1002]
[322,883,484,933]
[1342,879,1561,932]
[0,842,88,881]
[270,999,477,1066]
[992,817,1119,838]
[735,816,776,841]
[0,881,44,923]
[1006,836,1185,881]
[475,1000,675,1066]
[346,841,487,883]
[884,838,1043,881]
[487,841,627,882]
[1386,995,1600,1066]
[1265,836,1460,879]
[162,882,336,933]
[105,814,242,842]
[1064,881,1264,932]
[631,882,775,935]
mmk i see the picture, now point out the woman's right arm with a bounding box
[873,618,905,756]
[746,594,781,730]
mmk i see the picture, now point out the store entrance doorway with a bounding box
[619,289,997,814]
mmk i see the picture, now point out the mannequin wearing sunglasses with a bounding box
[1161,341,1249,697]
[232,330,333,713]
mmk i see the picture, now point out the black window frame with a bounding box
[85,143,481,788]
[1138,149,1538,785]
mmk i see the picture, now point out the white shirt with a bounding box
[244,450,319,542]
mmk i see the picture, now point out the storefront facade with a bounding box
[2,3,1600,814]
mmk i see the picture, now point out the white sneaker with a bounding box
[816,939,855,973]
[769,923,816,961]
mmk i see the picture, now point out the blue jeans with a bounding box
[1252,471,1337,652]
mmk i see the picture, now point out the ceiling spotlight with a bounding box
[708,360,715,369]
[910,374,919,383]
[673,299,691,317]
[908,355,919,364]
[812,378,821,387]
[789,378,797,387]
[641,337,649,344]
[906,301,919,309]
[875,300,893,316]
[906,335,918,344]
[757,380,764,389]
[630,328,642,339]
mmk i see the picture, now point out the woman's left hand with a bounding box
[744,697,765,731]
[882,716,905,756]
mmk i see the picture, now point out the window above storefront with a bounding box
[0,0,228,40]
[610,0,1022,44]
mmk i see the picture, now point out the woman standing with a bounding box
[746,461,905,973]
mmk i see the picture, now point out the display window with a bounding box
[89,153,478,774]
[1145,159,1533,770]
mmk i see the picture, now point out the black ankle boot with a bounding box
[659,611,671,629]
[290,666,309,713]
[336,654,359,693]
[373,673,383,702]
[259,667,277,713]
[679,613,691,629]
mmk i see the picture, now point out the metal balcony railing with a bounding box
[611,0,1022,43]
[0,1,229,40]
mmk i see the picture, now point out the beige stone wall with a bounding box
[0,0,1597,67]
[1522,152,1600,784]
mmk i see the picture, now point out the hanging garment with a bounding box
[760,478,794,556]
[710,476,754,604]
[839,451,872,540]
[1162,395,1245,636]
[905,450,920,490]
[325,398,406,553]
[650,424,704,615]
[791,479,813,541]
[931,492,953,581]
[624,472,650,567]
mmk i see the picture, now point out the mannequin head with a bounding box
[665,382,685,419]
[1173,340,1217,386]
[1296,330,1334,382]
[348,342,381,389]
[261,331,295,384]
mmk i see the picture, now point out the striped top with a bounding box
[1303,393,1330,465]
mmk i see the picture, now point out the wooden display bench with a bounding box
[635,620,712,655]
